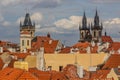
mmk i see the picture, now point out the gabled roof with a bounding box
[72,42,98,53]
[60,47,71,53]
[31,36,59,53]
[11,53,30,59]
[102,54,120,69]
[18,71,38,80]
[0,67,24,80]
[108,42,120,52]
[73,42,90,48]
[102,36,113,43]
[90,70,111,80]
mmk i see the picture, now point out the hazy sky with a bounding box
[0,0,120,46]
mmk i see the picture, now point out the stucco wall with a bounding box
[24,53,107,71]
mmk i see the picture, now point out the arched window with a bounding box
[94,31,96,37]
[22,40,24,46]
[27,40,29,46]
[81,32,83,38]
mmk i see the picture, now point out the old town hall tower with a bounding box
[79,10,103,42]
[20,13,35,52]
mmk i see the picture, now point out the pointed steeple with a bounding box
[94,9,99,26]
[23,13,32,26]
[82,11,87,28]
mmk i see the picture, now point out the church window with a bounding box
[81,32,83,38]
[27,40,29,46]
[22,40,24,46]
[94,31,96,37]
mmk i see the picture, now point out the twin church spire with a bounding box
[79,10,103,42]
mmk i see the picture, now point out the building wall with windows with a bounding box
[25,53,107,71]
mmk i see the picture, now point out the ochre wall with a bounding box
[24,53,107,71]
[44,53,107,71]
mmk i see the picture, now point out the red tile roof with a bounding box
[63,64,80,80]
[31,36,59,53]
[72,42,98,53]
[18,71,38,80]
[102,54,120,69]
[108,42,120,52]
[0,67,24,80]
[90,70,112,80]
[73,42,90,48]
[60,47,71,53]
[11,53,30,59]
[0,58,4,69]
[102,36,113,43]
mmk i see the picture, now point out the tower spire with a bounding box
[94,9,99,26]
[82,11,87,28]
[23,13,32,26]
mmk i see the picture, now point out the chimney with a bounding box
[0,47,3,53]
[49,40,52,44]
[77,65,84,78]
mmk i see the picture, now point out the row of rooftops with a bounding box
[0,53,120,80]
[1,34,120,54]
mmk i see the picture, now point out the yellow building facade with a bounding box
[25,53,107,71]
[14,61,28,71]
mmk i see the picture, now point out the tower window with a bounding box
[81,32,83,38]
[22,40,24,46]
[27,40,29,46]
[94,31,96,37]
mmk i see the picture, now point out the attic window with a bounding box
[59,66,63,72]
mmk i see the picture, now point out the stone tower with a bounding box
[79,12,92,42]
[91,10,103,42]
[20,13,35,52]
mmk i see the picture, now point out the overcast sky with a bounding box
[0,0,120,46]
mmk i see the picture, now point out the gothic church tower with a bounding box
[20,13,35,52]
[79,12,92,42]
[91,10,103,42]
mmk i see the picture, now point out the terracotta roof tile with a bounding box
[102,54,120,69]
[18,71,38,80]
[31,36,59,53]
[108,42,120,52]
[60,47,71,53]
[90,70,112,80]
[102,36,113,43]
[11,53,30,59]
[73,42,90,48]
[0,58,4,70]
